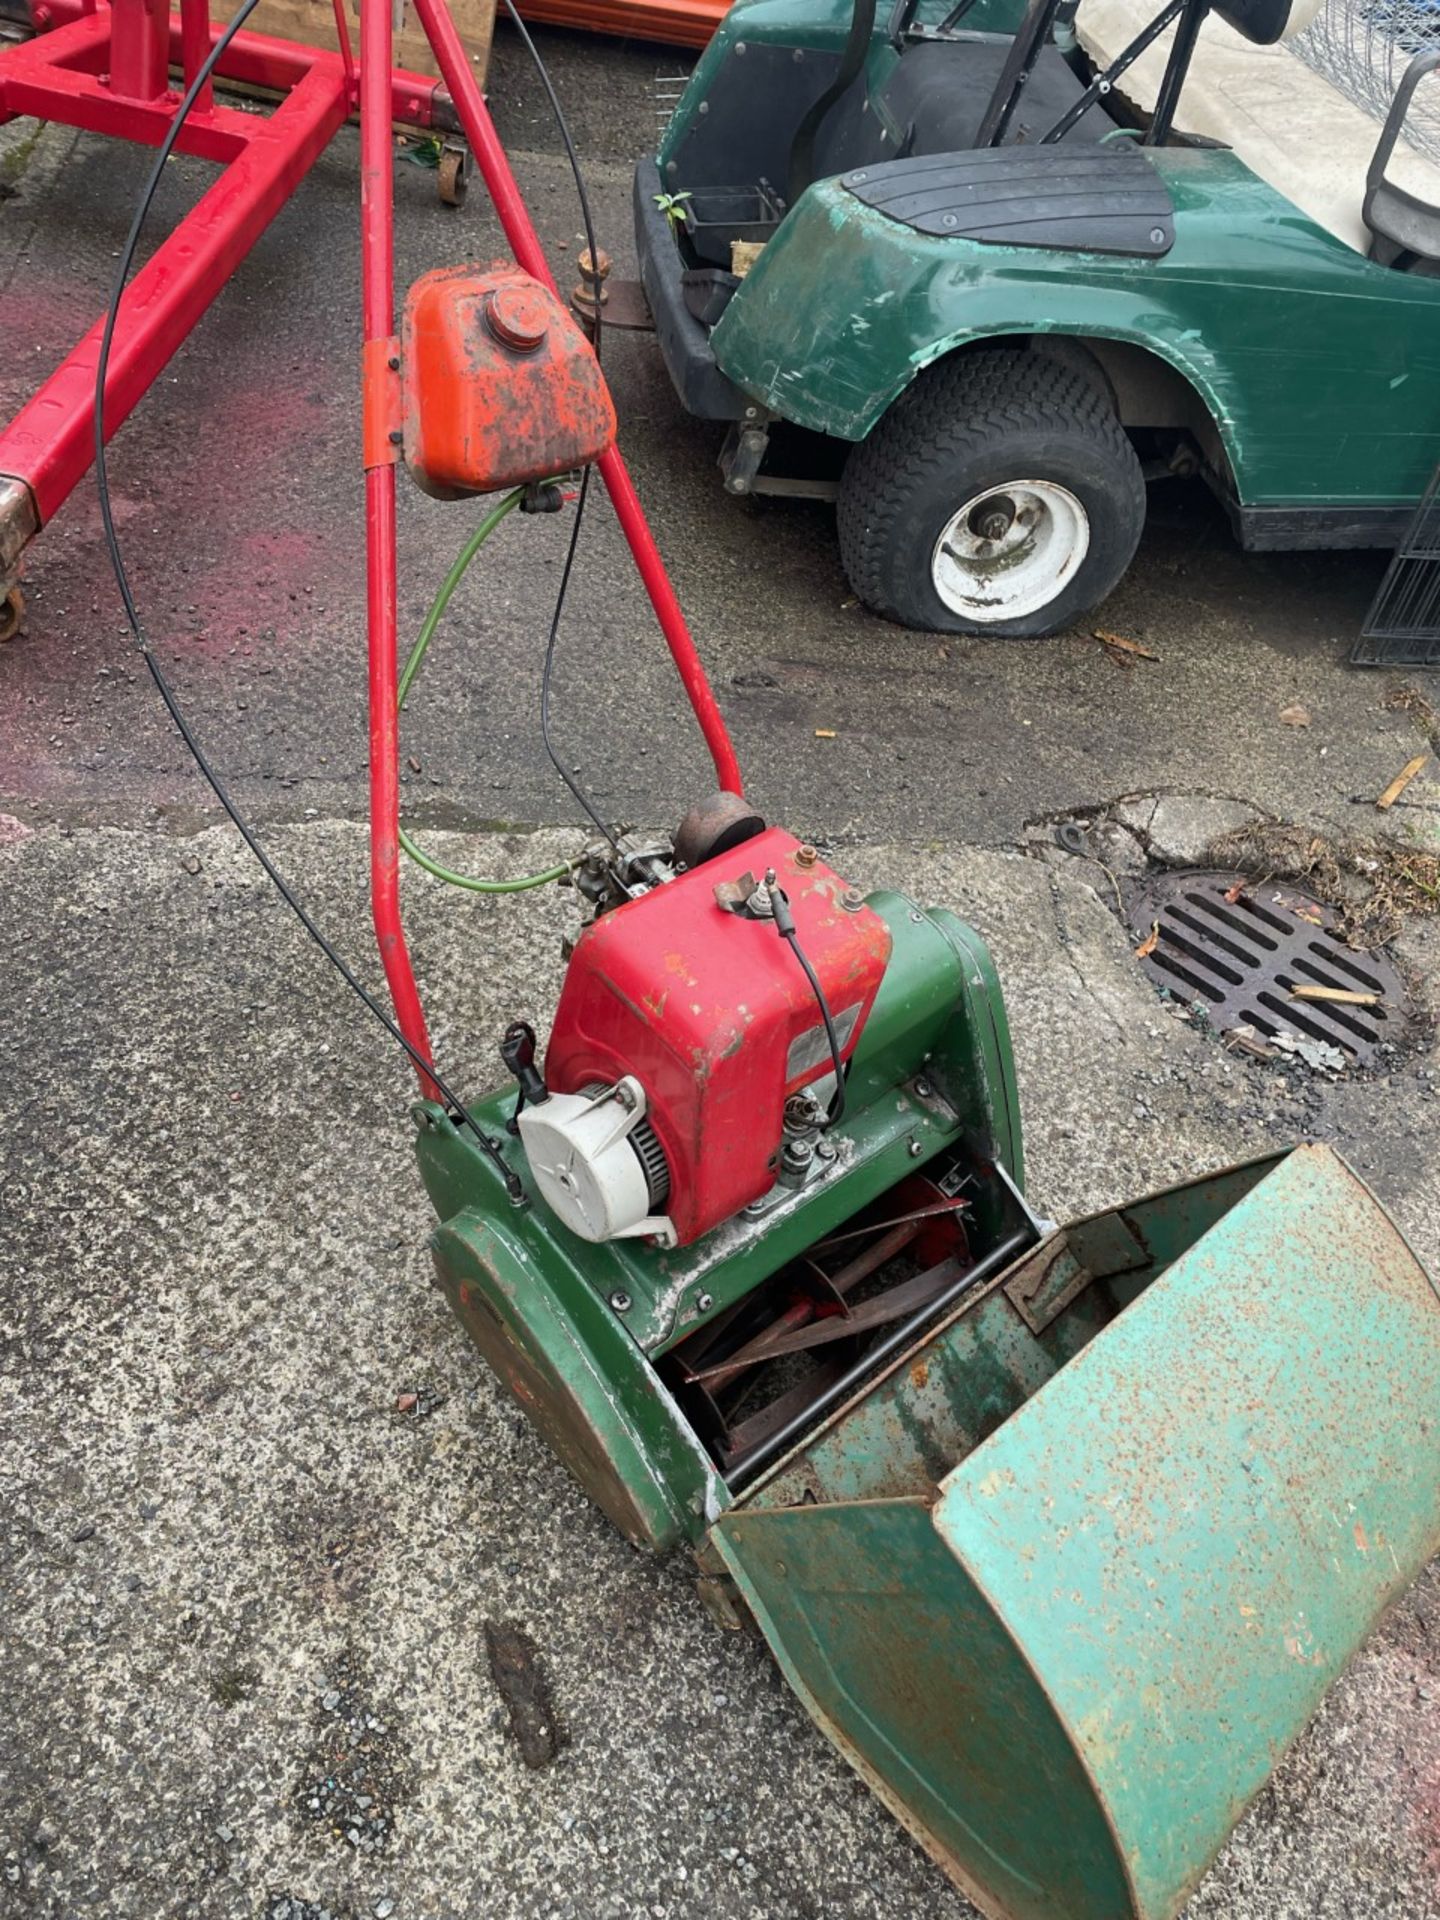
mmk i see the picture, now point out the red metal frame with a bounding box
[1,0,743,1085]
[358,0,743,1085]
[0,1,439,537]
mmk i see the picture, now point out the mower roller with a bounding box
[64,0,1440,1906]
[336,7,1440,1911]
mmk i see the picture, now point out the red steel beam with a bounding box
[0,56,349,524]
[109,0,170,98]
[0,18,254,156]
[409,0,744,797]
[179,0,215,108]
[25,0,442,126]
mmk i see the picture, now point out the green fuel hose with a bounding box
[398,490,579,895]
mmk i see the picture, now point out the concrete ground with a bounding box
[3,19,1440,1919]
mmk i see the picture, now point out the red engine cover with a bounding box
[543,829,892,1247]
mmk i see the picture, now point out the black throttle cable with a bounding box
[765,873,847,1127]
[93,0,523,1198]
[500,0,624,857]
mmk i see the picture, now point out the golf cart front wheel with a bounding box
[838,349,1146,637]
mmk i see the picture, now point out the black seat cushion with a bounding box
[818,38,1119,176]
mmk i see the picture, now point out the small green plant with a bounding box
[401,135,445,171]
[653,189,693,232]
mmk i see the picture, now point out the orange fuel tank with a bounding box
[402,264,616,499]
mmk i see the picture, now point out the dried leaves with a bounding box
[1209,820,1440,948]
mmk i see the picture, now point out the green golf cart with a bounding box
[627,0,1440,634]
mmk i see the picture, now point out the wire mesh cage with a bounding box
[1294,0,1440,160]
[1355,461,1440,664]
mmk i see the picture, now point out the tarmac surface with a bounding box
[3,19,1440,1919]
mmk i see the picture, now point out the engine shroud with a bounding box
[543,828,893,1247]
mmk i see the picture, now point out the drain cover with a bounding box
[1126,870,1409,1067]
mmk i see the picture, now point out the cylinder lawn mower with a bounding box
[91,0,1440,1913]
[376,149,1440,1920]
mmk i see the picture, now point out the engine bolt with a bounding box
[841,888,864,912]
[610,1290,632,1313]
[907,1139,924,1158]
[915,1077,933,1098]
[697,1292,714,1312]
[816,1139,837,1162]
[796,844,817,868]
[782,1138,814,1174]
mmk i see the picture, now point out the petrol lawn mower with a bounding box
[616,0,1440,637]
[83,1,1440,1914]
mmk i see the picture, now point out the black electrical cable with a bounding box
[501,0,601,366]
[92,0,524,1200]
[500,0,624,856]
[765,879,847,1128]
[537,465,621,853]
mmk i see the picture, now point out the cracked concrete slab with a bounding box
[2,818,1438,1920]
[1128,792,1271,867]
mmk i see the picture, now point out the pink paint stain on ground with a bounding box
[194,527,356,647]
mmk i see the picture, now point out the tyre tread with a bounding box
[837,348,1144,634]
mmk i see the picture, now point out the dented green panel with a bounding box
[710,1146,1440,1919]
[706,148,1440,509]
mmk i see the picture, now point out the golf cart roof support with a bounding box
[973,0,1065,147]
[974,0,1210,150]
[1041,0,1185,142]
[1143,0,1208,144]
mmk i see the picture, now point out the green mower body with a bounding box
[418,878,1440,1918]
[633,0,1440,633]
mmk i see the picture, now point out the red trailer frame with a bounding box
[0,0,741,1081]
[0,0,440,629]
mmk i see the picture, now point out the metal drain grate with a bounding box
[1126,870,1409,1067]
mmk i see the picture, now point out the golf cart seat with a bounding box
[823,35,1120,170]
[1079,0,1440,253]
[1365,51,1440,272]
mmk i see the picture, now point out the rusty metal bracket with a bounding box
[0,474,39,581]
[361,334,402,471]
[1004,1211,1149,1335]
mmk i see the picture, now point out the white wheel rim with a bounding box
[930,480,1090,624]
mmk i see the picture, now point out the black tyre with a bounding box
[837,348,1147,637]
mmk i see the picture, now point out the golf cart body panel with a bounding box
[638,0,1440,626]
[704,147,1440,517]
